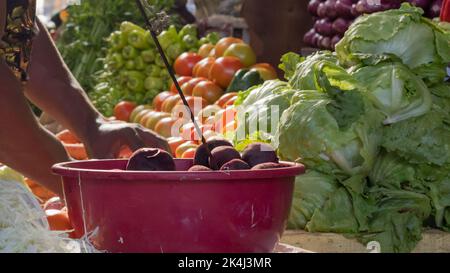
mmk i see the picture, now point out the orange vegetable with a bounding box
[181,148,197,159]
[46,209,73,232]
[64,143,88,160]
[56,130,80,144]
[25,177,57,203]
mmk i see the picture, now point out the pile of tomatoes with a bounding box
[112,37,278,158]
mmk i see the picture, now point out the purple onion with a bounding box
[336,0,355,18]
[351,3,361,16]
[315,18,334,36]
[331,34,343,49]
[332,18,351,34]
[355,0,383,15]
[303,28,317,46]
[317,2,328,17]
[381,0,402,9]
[319,36,332,49]
[308,0,322,16]
[324,0,338,19]
[427,0,442,18]
[313,33,323,48]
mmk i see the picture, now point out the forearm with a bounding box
[24,19,103,145]
[0,62,68,196]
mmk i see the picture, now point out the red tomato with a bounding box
[154,117,179,138]
[209,57,244,88]
[180,77,208,96]
[251,63,278,78]
[190,124,214,141]
[181,148,197,159]
[172,96,208,119]
[213,106,237,134]
[223,43,256,67]
[215,92,238,108]
[114,101,136,122]
[152,91,171,112]
[161,95,182,113]
[174,52,203,76]
[168,137,187,157]
[251,67,278,81]
[198,43,215,58]
[175,141,198,158]
[214,37,244,58]
[193,57,215,78]
[170,76,192,94]
[192,80,224,104]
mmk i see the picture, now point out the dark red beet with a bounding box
[126,148,175,171]
[193,139,233,167]
[188,165,212,171]
[241,143,279,167]
[209,146,241,170]
[251,162,291,170]
[220,159,250,171]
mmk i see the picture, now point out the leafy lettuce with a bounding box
[275,62,384,178]
[336,3,450,85]
[352,62,432,124]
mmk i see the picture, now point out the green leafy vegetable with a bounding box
[336,3,450,85]
[352,61,432,124]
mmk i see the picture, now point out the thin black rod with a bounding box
[135,0,207,147]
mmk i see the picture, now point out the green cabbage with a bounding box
[234,80,296,143]
[286,51,340,90]
[336,3,450,85]
[352,62,432,124]
[288,171,339,229]
[382,108,450,166]
[275,63,384,178]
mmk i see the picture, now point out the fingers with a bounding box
[134,125,171,153]
[122,126,146,152]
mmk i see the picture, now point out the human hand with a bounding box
[84,119,170,159]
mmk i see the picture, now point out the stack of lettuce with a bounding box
[234,4,450,252]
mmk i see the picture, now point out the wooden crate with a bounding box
[280,229,450,253]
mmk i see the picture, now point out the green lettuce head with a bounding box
[382,108,450,166]
[275,62,384,178]
[352,61,432,124]
[285,51,339,90]
[234,80,296,144]
[336,3,450,85]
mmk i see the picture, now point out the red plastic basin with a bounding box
[52,159,304,253]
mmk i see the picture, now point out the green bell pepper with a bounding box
[227,69,264,93]
[122,45,139,59]
[128,29,151,49]
[107,53,124,71]
[125,59,135,70]
[198,37,209,46]
[109,31,128,50]
[182,35,199,50]
[166,43,184,60]
[134,57,146,71]
[157,25,179,50]
[207,32,220,45]
[126,71,146,93]
[120,21,144,35]
[144,76,164,91]
[179,24,197,39]
[141,49,156,63]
